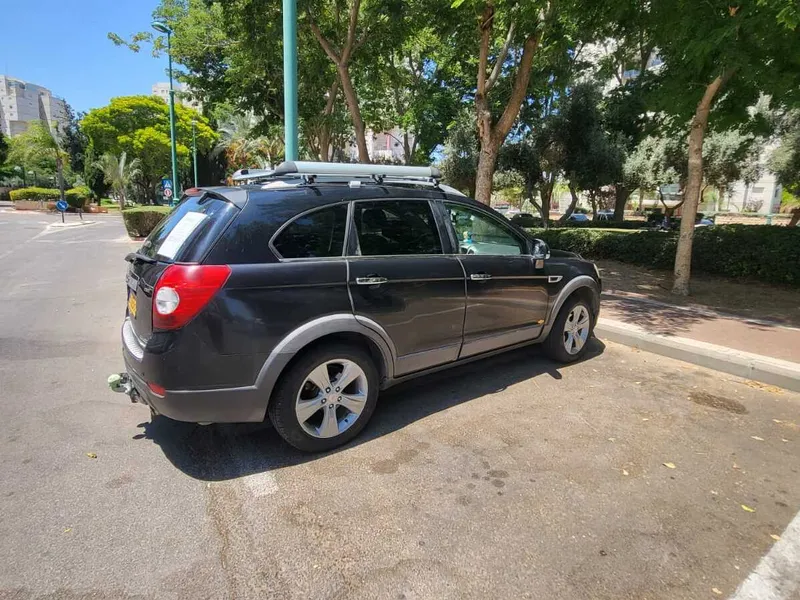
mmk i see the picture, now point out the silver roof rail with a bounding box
[273,161,441,180]
[231,168,274,182]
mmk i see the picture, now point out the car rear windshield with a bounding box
[140,193,239,263]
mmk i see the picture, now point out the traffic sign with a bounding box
[163,187,174,200]
[55,200,68,212]
[162,178,173,190]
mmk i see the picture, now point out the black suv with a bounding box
[114,162,601,451]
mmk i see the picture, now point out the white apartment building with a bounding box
[346,127,416,162]
[0,75,68,137]
[152,82,203,112]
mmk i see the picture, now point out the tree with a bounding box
[703,128,763,209]
[215,111,283,170]
[81,96,216,202]
[623,134,687,220]
[440,110,479,197]
[8,122,69,199]
[60,104,89,176]
[770,109,800,195]
[0,131,8,166]
[649,0,800,294]
[96,152,142,210]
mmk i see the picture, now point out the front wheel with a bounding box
[542,297,594,363]
[268,344,379,452]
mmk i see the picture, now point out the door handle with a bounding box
[470,273,492,281]
[356,276,388,285]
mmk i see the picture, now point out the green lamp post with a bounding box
[152,20,180,202]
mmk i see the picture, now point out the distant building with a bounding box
[0,75,68,137]
[152,82,203,112]
[345,127,416,162]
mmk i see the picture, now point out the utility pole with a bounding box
[192,118,198,187]
[152,21,180,200]
[283,0,298,161]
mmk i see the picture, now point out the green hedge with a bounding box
[65,186,91,209]
[531,225,800,286]
[9,187,61,201]
[122,206,172,237]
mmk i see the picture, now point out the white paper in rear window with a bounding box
[156,212,208,259]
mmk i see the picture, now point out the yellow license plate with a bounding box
[128,292,137,318]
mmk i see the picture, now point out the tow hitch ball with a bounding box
[108,373,141,403]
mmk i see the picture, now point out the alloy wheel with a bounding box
[563,304,590,355]
[295,359,369,439]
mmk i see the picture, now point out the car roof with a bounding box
[213,181,489,213]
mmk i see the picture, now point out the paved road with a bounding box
[0,210,799,599]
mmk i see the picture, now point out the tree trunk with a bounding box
[473,3,543,204]
[558,184,580,224]
[672,70,734,295]
[474,147,498,205]
[56,156,66,203]
[338,66,369,163]
[613,185,630,222]
[538,175,554,228]
[790,207,800,227]
[403,132,412,164]
[638,188,645,212]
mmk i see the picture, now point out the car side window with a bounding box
[272,204,348,259]
[352,200,442,256]
[445,203,525,256]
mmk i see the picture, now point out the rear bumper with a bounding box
[121,320,267,423]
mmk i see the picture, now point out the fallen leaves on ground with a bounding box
[741,504,756,513]
[751,436,765,441]
[622,469,629,476]
[663,462,676,469]
[712,588,722,595]
[771,534,781,541]
[744,380,783,394]
[86,452,97,459]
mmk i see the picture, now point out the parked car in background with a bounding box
[509,212,540,228]
[596,210,614,222]
[112,162,602,452]
[567,213,591,223]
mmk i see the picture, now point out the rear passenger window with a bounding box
[273,204,347,259]
[352,200,442,256]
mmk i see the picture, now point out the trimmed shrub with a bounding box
[122,206,172,237]
[530,225,800,287]
[65,186,91,209]
[9,187,61,202]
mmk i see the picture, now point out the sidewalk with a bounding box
[602,291,800,363]
[596,290,800,392]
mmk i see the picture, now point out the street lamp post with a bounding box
[152,20,180,202]
[283,0,298,161]
[191,118,198,187]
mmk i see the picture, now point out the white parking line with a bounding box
[729,509,800,600]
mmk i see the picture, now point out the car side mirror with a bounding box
[531,239,550,260]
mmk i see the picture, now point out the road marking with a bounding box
[729,509,800,600]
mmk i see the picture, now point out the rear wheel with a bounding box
[543,297,594,363]
[268,344,379,452]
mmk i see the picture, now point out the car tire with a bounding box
[268,343,379,452]
[543,296,594,363]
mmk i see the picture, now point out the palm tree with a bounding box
[214,111,282,170]
[95,152,141,210]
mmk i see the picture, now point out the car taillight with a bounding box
[152,264,231,331]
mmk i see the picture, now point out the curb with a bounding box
[595,318,800,393]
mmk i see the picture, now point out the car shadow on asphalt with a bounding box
[135,339,606,481]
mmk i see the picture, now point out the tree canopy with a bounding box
[81,95,216,200]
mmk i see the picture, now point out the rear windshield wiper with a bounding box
[125,252,156,265]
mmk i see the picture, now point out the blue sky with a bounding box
[1,0,166,113]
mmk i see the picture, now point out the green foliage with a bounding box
[770,109,800,195]
[60,104,89,174]
[64,186,91,209]
[121,206,173,237]
[0,131,8,165]
[81,95,216,201]
[533,225,800,286]
[440,109,478,196]
[9,187,61,201]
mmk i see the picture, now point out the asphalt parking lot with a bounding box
[0,211,798,599]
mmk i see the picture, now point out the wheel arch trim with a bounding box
[253,314,397,416]
[541,275,600,339]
